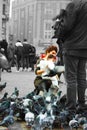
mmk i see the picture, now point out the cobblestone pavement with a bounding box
[1,67,67,98]
[1,67,35,98]
[0,67,86,130]
[0,67,35,130]
[0,67,66,130]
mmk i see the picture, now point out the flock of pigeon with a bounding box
[0,81,87,130]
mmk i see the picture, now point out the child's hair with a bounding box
[45,45,58,54]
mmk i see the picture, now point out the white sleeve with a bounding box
[37,60,46,69]
[47,61,55,70]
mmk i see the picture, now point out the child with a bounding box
[37,54,59,95]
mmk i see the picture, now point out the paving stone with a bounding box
[0,126,8,130]
[8,122,22,130]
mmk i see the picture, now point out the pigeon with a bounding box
[57,94,67,110]
[75,114,82,121]
[37,111,47,125]
[45,95,51,103]
[25,111,35,126]
[59,94,66,104]
[25,90,37,99]
[0,109,14,126]
[78,117,87,126]
[57,90,62,98]
[34,111,54,130]
[0,100,10,113]
[83,123,87,130]
[0,82,7,91]
[23,98,32,107]
[0,92,8,102]
[57,110,69,122]
[10,87,19,100]
[69,119,79,129]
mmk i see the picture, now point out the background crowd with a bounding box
[0,38,37,73]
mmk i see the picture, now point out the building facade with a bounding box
[0,1,3,41]
[0,0,10,41]
[10,0,71,46]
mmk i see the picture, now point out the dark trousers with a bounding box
[16,55,22,71]
[23,56,29,69]
[64,54,87,110]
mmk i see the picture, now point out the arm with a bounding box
[35,60,45,76]
[60,2,77,32]
[36,69,45,75]
[53,2,77,39]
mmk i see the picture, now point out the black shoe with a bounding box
[7,69,12,73]
[76,104,87,114]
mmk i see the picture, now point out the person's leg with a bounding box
[77,58,87,109]
[35,81,47,96]
[7,61,12,72]
[0,68,1,81]
[8,59,12,72]
[64,54,79,111]
[25,56,29,70]
[16,55,22,71]
[22,56,26,70]
[17,55,20,71]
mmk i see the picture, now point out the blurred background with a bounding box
[0,0,72,56]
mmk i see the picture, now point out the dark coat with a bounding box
[23,44,31,57]
[0,40,8,58]
[55,1,87,50]
[7,44,15,60]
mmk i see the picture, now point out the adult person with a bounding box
[29,45,36,71]
[15,40,23,71]
[0,51,9,87]
[22,39,30,71]
[0,40,8,72]
[52,0,87,115]
[7,43,15,72]
[0,41,9,80]
[34,45,59,95]
[0,39,8,58]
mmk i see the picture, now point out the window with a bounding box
[44,20,53,40]
[44,31,52,39]
[14,11,17,20]
[44,3,53,15]
[20,8,25,19]
[45,8,53,15]
[45,22,52,30]
[28,5,34,16]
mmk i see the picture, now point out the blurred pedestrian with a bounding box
[22,39,30,71]
[0,39,8,58]
[0,51,9,83]
[29,45,36,71]
[15,40,23,71]
[7,43,15,72]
